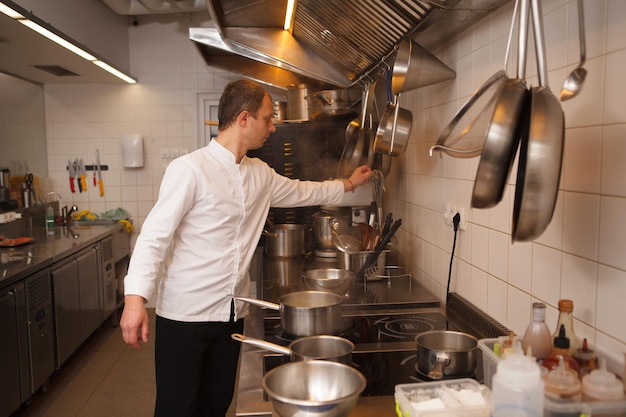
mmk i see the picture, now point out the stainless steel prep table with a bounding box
[0,222,123,287]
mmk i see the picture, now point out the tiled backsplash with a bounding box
[388,0,626,374]
[39,1,625,375]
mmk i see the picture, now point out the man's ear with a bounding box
[237,110,250,126]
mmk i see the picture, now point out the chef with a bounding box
[120,79,373,417]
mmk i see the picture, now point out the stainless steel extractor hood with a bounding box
[191,0,512,91]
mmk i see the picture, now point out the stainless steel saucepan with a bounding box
[234,291,345,336]
[231,333,354,365]
[416,330,478,380]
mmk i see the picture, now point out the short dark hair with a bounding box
[218,79,269,130]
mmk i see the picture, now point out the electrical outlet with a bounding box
[443,203,466,230]
[160,148,169,158]
[170,148,179,158]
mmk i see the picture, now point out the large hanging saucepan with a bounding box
[471,0,531,208]
[231,333,354,365]
[234,291,346,336]
[431,0,520,159]
[512,0,565,242]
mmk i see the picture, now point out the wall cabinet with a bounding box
[51,245,101,368]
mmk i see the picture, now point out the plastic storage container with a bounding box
[395,379,491,417]
[477,336,523,389]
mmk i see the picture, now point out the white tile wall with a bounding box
[389,0,626,374]
[38,0,626,375]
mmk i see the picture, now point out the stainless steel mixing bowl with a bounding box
[262,360,366,417]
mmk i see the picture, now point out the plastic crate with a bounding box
[477,336,523,389]
[544,396,626,417]
[479,338,626,417]
[395,378,491,417]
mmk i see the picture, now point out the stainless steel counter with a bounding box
[0,222,122,287]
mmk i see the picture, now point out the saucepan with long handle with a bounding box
[231,333,354,365]
[234,291,345,336]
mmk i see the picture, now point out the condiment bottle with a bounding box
[581,359,625,401]
[543,324,580,374]
[573,338,598,377]
[492,342,544,417]
[544,356,582,402]
[552,299,582,355]
[522,302,552,361]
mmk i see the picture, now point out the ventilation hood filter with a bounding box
[192,0,512,91]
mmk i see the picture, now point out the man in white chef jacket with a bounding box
[120,79,373,417]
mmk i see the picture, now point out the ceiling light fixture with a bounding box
[0,0,137,84]
[284,0,295,30]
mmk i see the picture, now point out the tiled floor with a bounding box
[12,309,237,417]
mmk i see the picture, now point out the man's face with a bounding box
[246,94,276,150]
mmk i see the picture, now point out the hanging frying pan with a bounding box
[512,0,565,242]
[431,0,520,159]
[471,0,530,208]
[338,83,371,178]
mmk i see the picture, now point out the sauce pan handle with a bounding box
[231,333,291,355]
[233,296,280,310]
[427,353,450,380]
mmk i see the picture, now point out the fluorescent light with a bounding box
[1,0,137,84]
[94,60,137,84]
[18,19,98,61]
[0,2,23,18]
[284,0,295,30]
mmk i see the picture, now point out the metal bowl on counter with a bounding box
[302,268,355,295]
[262,360,366,417]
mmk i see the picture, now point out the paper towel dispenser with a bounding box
[121,134,144,168]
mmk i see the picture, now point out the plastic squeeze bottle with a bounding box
[552,299,582,355]
[492,342,544,417]
[544,356,582,402]
[543,324,580,374]
[581,359,625,402]
[522,302,553,361]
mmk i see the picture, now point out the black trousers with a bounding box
[154,315,244,417]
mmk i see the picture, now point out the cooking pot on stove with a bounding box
[263,224,306,258]
[234,291,345,336]
[416,330,478,380]
[231,333,354,365]
[312,212,334,250]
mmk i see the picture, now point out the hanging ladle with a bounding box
[559,0,587,101]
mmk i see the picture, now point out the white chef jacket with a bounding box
[124,139,346,322]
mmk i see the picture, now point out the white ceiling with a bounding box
[0,12,130,84]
